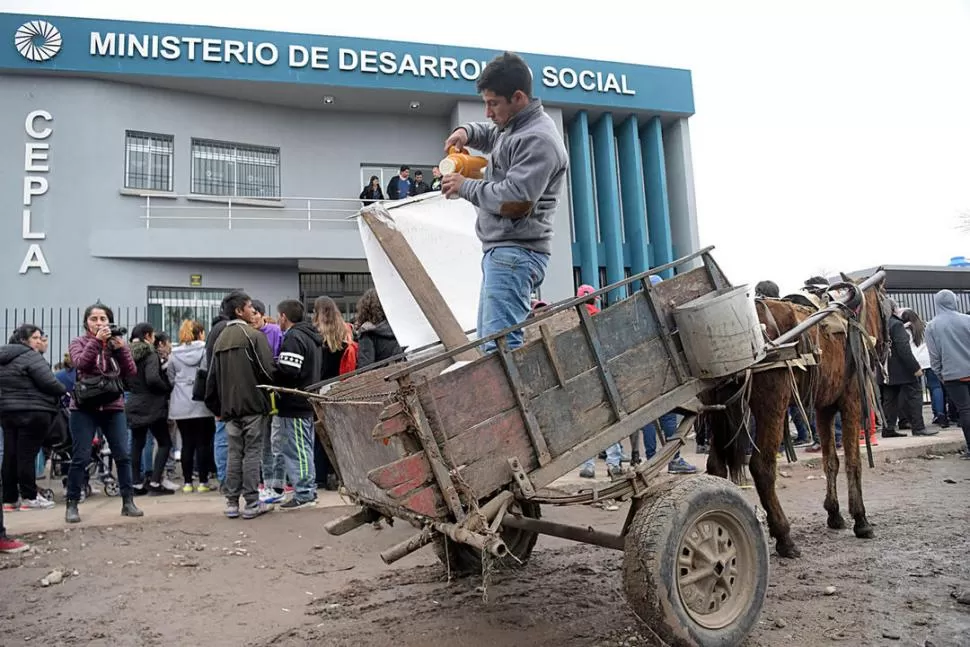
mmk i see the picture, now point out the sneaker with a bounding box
[2,501,18,513]
[579,466,595,479]
[283,485,295,495]
[242,501,272,519]
[259,488,283,504]
[196,484,212,494]
[0,536,30,554]
[147,483,175,496]
[182,484,195,494]
[607,464,624,477]
[668,457,698,474]
[224,502,240,519]
[19,496,55,510]
[280,498,317,511]
[805,443,823,453]
[161,479,180,492]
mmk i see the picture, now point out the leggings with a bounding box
[131,418,172,484]
[177,417,215,484]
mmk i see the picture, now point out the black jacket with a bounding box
[410,180,431,196]
[357,320,403,370]
[205,320,276,420]
[205,317,229,370]
[276,321,323,418]
[321,344,348,382]
[125,341,173,428]
[886,315,921,385]
[386,176,411,200]
[0,343,66,414]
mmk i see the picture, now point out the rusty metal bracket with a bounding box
[576,304,626,420]
[507,457,537,498]
[496,336,552,466]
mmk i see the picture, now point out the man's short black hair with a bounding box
[221,290,251,320]
[477,51,532,101]
[414,170,423,177]
[755,280,780,298]
[399,165,410,173]
[251,299,266,315]
[277,299,304,324]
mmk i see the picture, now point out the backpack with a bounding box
[339,341,359,376]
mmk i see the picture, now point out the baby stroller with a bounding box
[38,411,119,501]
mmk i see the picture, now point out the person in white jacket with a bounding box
[901,309,947,427]
[167,320,217,492]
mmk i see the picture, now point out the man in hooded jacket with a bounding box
[925,289,970,456]
[275,300,323,507]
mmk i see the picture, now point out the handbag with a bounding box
[73,346,124,410]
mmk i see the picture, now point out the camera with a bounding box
[108,324,127,337]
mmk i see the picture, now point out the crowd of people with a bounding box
[0,288,403,553]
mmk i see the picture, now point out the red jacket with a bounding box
[68,334,137,412]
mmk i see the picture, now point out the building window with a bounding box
[191,139,281,199]
[124,131,174,192]
[299,272,375,322]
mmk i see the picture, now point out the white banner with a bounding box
[357,194,482,351]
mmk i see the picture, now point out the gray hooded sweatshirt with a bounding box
[925,290,970,382]
[166,340,214,420]
[457,98,568,255]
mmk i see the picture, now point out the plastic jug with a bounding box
[439,146,488,179]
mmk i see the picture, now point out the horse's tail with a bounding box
[699,378,750,485]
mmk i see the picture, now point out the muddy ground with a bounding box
[1,455,968,647]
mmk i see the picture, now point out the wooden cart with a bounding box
[286,245,774,647]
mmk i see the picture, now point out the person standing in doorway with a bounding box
[205,292,277,519]
[274,300,322,509]
[442,51,569,352]
[386,166,412,200]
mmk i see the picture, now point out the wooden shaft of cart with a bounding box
[767,270,886,348]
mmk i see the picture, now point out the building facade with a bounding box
[1,12,698,357]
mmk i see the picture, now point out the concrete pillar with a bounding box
[592,113,625,304]
[663,118,701,269]
[567,111,598,293]
[640,117,674,278]
[616,115,650,277]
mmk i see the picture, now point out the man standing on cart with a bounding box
[442,51,569,352]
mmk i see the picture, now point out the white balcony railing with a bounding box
[132,193,384,231]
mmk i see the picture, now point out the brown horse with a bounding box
[701,276,890,558]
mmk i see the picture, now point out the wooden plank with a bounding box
[531,368,617,456]
[640,279,688,384]
[539,324,567,388]
[610,336,682,413]
[426,354,517,438]
[523,308,579,344]
[650,266,717,329]
[528,379,709,490]
[361,207,479,362]
[577,305,626,419]
[496,336,551,466]
[405,392,466,520]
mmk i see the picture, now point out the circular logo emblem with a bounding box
[14,20,62,62]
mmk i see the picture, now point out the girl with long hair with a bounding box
[168,320,217,492]
[312,296,352,380]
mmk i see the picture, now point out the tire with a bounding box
[84,483,93,498]
[622,475,769,647]
[433,499,541,576]
[104,481,120,497]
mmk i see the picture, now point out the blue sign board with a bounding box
[1,13,695,115]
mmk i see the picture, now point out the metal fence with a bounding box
[2,306,147,367]
[888,290,970,321]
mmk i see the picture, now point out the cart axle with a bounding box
[499,514,625,551]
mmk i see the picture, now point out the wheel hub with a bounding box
[675,510,754,630]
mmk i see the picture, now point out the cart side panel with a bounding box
[422,354,518,439]
[650,266,722,332]
[319,400,403,506]
[610,336,683,413]
[530,368,616,455]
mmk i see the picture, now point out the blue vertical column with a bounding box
[615,115,650,277]
[567,111,599,292]
[592,113,625,304]
[640,117,674,278]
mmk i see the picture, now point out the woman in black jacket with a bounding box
[354,289,403,369]
[125,323,176,495]
[0,324,65,510]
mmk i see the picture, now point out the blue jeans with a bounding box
[584,442,622,470]
[278,417,316,502]
[643,413,679,460]
[128,429,155,481]
[924,370,945,419]
[478,246,549,353]
[214,420,228,482]
[67,410,133,500]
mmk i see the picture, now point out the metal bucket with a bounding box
[673,284,765,379]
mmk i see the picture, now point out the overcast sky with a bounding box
[5,0,970,293]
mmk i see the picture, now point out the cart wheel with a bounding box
[433,499,540,576]
[41,488,56,502]
[622,475,768,647]
[104,481,120,497]
[84,483,93,498]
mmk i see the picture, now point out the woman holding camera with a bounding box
[65,304,143,523]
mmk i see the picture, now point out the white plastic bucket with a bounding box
[673,285,765,379]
